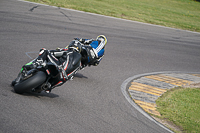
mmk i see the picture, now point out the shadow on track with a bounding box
[11,89,59,98]
[74,73,88,79]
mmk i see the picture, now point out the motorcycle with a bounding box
[11,43,94,94]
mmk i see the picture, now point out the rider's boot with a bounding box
[23,48,47,71]
[22,60,40,71]
[23,62,36,71]
[23,56,45,71]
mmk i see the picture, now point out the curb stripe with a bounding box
[129,82,166,96]
[191,74,200,77]
[131,82,167,92]
[134,77,176,89]
[134,99,161,116]
[145,74,193,86]
[129,90,159,103]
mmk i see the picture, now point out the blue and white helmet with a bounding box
[96,35,107,46]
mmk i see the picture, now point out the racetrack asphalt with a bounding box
[1,0,200,133]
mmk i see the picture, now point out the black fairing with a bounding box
[65,52,81,74]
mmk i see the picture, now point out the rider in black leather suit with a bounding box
[23,35,107,93]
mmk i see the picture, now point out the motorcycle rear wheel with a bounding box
[14,71,46,94]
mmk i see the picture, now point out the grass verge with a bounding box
[27,0,200,32]
[156,87,200,132]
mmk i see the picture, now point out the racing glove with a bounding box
[74,38,94,44]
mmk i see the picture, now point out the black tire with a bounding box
[14,71,46,94]
[11,80,16,86]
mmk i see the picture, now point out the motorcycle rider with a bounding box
[21,35,107,93]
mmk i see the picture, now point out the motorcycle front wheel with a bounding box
[14,71,46,94]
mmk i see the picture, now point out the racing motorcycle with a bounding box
[11,41,98,94]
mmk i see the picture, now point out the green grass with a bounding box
[27,0,200,32]
[156,87,200,132]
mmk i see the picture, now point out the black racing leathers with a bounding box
[26,48,81,90]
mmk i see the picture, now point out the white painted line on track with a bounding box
[25,51,38,59]
[17,0,200,35]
